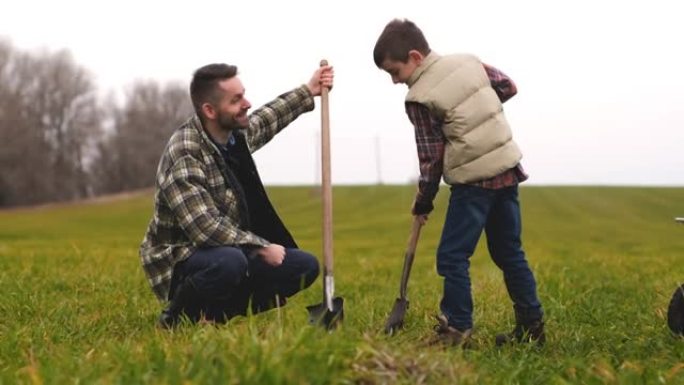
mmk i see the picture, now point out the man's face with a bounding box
[210,77,252,131]
[380,56,419,85]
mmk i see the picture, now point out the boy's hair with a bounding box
[190,63,238,118]
[373,19,431,67]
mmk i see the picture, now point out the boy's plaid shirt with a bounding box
[407,63,528,215]
[140,85,314,301]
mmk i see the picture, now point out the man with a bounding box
[140,62,334,327]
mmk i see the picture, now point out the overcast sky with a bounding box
[1,0,682,186]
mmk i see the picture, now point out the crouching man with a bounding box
[140,62,333,327]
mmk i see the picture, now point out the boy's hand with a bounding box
[306,65,334,96]
[415,214,429,226]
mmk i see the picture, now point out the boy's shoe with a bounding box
[427,314,472,348]
[495,320,545,347]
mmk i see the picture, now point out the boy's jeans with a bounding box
[437,184,543,330]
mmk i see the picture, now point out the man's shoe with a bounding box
[495,319,545,347]
[427,314,472,348]
[158,307,180,329]
[157,278,195,329]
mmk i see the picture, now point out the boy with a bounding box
[373,18,545,347]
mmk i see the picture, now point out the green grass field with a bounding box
[1,186,683,384]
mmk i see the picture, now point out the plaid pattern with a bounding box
[140,85,314,301]
[406,101,445,214]
[474,164,528,189]
[483,63,517,103]
[406,63,526,215]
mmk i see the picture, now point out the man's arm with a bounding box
[245,64,334,153]
[245,85,315,153]
[406,102,444,215]
[483,63,517,103]
[160,155,270,248]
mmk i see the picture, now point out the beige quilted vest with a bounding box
[406,52,522,184]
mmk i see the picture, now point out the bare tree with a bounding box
[0,41,191,206]
[0,41,100,206]
[91,81,192,194]
[29,48,101,200]
[0,41,52,205]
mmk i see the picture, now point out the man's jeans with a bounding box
[169,247,319,322]
[437,184,543,330]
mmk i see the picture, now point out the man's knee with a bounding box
[189,247,249,291]
[303,254,320,287]
[290,250,320,288]
[213,251,249,285]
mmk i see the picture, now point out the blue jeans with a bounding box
[169,247,319,322]
[437,184,543,330]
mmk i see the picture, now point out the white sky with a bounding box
[1,0,683,186]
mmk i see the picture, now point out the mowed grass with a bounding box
[1,186,683,384]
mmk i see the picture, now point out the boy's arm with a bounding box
[405,102,444,215]
[245,85,315,153]
[483,63,517,103]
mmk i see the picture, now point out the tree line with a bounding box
[0,40,193,207]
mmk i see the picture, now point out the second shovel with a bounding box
[384,216,423,334]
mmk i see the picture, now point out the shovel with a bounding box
[306,59,344,330]
[384,216,423,334]
[667,283,684,335]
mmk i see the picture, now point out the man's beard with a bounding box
[217,110,248,131]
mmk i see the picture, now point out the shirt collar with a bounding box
[190,115,234,154]
[407,51,441,88]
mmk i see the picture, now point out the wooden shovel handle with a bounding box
[320,59,333,276]
[399,216,423,298]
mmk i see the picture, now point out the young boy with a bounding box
[373,18,545,347]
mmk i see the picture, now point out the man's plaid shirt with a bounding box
[407,63,529,215]
[140,85,314,301]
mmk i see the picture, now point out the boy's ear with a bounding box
[408,50,424,66]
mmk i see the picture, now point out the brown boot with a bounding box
[427,314,472,348]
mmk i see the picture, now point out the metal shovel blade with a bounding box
[667,283,684,335]
[384,298,409,334]
[306,297,344,330]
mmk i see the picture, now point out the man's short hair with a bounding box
[190,63,238,118]
[373,19,431,67]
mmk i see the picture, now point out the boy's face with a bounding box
[379,50,423,85]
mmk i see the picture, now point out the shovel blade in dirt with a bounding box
[308,274,344,330]
[384,298,409,334]
[307,296,345,330]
